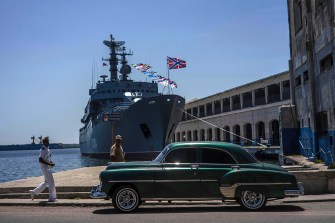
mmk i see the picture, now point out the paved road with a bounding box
[0,201,335,223]
[1,201,334,223]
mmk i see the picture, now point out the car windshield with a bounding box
[153,146,169,163]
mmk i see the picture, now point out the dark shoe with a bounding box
[48,199,58,202]
[29,190,35,200]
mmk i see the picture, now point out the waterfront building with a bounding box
[174,71,291,147]
[287,0,335,165]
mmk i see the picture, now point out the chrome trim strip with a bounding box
[220,182,292,198]
[156,179,200,182]
[108,179,202,183]
[108,180,155,183]
[141,197,223,201]
[284,190,301,197]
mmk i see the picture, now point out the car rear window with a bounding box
[200,148,237,164]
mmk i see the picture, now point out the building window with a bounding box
[255,88,265,106]
[186,108,191,120]
[295,75,301,87]
[293,0,302,34]
[282,80,291,100]
[242,92,252,108]
[320,54,333,73]
[214,100,221,114]
[317,111,328,135]
[192,107,198,118]
[303,70,309,83]
[232,95,241,110]
[267,83,281,103]
[206,103,213,116]
[199,105,205,118]
[222,98,230,112]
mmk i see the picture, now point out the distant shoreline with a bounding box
[0,143,79,151]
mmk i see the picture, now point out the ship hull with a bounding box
[80,94,185,160]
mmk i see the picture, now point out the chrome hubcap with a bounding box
[243,191,264,208]
[117,189,137,210]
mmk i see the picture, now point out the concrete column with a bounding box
[230,96,233,111]
[252,90,255,106]
[240,94,244,109]
[252,123,257,145]
[220,99,224,113]
[280,81,283,101]
[265,85,268,104]
[264,121,269,141]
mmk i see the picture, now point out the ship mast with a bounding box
[102,35,132,81]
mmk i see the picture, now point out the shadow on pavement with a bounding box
[92,204,305,215]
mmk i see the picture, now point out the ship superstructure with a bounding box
[79,35,185,160]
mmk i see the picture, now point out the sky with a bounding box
[0,0,290,145]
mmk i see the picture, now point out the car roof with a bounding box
[166,141,257,164]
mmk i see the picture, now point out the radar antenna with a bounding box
[102,34,133,81]
[31,135,36,145]
[38,135,43,144]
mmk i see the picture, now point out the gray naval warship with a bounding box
[79,35,185,160]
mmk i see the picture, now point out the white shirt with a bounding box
[39,146,51,167]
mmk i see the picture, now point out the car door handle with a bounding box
[191,164,199,169]
[231,165,240,170]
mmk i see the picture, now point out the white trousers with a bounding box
[32,165,57,200]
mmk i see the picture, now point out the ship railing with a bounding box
[101,102,132,114]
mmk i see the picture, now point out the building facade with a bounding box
[288,0,335,165]
[174,71,291,147]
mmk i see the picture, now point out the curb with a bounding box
[0,196,334,207]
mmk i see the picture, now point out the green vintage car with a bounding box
[91,142,303,212]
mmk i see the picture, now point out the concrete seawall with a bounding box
[291,170,335,194]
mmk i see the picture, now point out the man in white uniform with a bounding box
[29,136,57,202]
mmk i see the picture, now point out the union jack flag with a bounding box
[167,57,186,69]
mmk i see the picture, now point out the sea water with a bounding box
[0,148,109,183]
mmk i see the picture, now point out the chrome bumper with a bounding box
[90,185,107,199]
[285,182,304,196]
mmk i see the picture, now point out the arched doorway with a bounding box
[270,120,280,146]
[193,130,198,141]
[207,128,213,141]
[233,125,241,144]
[176,132,181,142]
[187,130,192,141]
[216,128,221,141]
[200,129,205,141]
[181,131,186,141]
[256,121,265,143]
[223,126,230,142]
[244,123,252,146]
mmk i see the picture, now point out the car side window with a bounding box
[200,148,237,164]
[164,148,196,163]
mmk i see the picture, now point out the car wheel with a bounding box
[112,185,140,212]
[238,190,267,210]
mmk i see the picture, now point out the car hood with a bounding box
[261,162,287,172]
[105,161,157,170]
